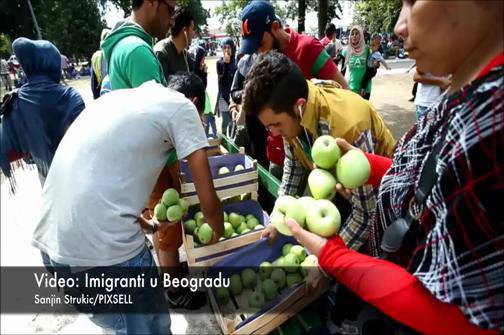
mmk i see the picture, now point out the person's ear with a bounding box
[295,98,307,117]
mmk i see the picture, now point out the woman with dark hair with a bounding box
[342,26,373,99]
[286,1,503,333]
[216,38,237,137]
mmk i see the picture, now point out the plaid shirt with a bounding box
[280,119,381,251]
[369,63,503,330]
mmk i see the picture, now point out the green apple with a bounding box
[241,268,257,289]
[162,188,179,207]
[228,212,242,229]
[194,211,204,226]
[230,232,238,238]
[239,215,246,223]
[311,135,341,169]
[254,224,264,230]
[193,227,200,243]
[246,214,255,221]
[289,245,307,262]
[223,212,228,222]
[224,222,234,238]
[286,273,303,288]
[300,255,318,277]
[154,203,167,221]
[336,149,371,189]
[229,274,242,295]
[240,228,251,235]
[261,279,278,300]
[234,164,245,171]
[282,243,293,256]
[166,205,183,221]
[306,199,341,237]
[308,169,337,200]
[219,237,225,241]
[274,195,297,213]
[270,211,291,236]
[183,219,197,234]
[270,268,286,289]
[236,222,248,234]
[246,217,260,229]
[198,223,213,244]
[248,291,265,309]
[259,262,273,280]
[178,198,189,214]
[216,287,230,304]
[240,193,251,201]
[218,166,230,175]
[282,253,299,273]
[285,203,306,228]
[298,196,316,213]
[272,257,284,267]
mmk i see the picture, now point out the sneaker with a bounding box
[166,288,207,310]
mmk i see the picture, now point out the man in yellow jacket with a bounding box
[242,51,395,251]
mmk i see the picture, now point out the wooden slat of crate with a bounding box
[183,226,263,267]
[181,168,258,194]
[209,276,329,334]
[182,183,258,206]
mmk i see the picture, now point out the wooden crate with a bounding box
[207,235,330,334]
[180,152,258,206]
[182,199,269,267]
[207,137,223,156]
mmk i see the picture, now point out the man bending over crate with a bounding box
[31,78,224,334]
[242,52,395,252]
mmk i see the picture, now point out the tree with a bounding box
[354,0,402,34]
[214,0,249,43]
[283,0,343,37]
[0,0,105,59]
[0,34,12,58]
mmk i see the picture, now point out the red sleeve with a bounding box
[364,152,392,188]
[318,237,498,335]
[8,151,24,162]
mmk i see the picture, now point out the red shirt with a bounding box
[266,133,285,165]
[282,28,338,81]
[319,36,331,47]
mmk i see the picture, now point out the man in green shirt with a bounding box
[101,0,175,90]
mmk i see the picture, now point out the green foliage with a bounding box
[0,34,12,58]
[214,0,249,42]
[355,0,402,33]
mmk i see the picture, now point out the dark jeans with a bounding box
[204,114,217,137]
[41,246,171,334]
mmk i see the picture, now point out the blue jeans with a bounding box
[416,105,429,120]
[221,111,232,137]
[204,114,217,137]
[41,246,171,335]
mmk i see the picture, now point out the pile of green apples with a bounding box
[309,135,371,200]
[218,164,245,175]
[214,243,318,309]
[153,188,189,222]
[184,211,264,246]
[270,195,341,238]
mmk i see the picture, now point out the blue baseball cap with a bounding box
[240,1,278,54]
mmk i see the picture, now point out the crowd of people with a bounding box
[0,0,502,334]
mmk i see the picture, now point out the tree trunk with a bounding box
[297,0,306,33]
[317,0,328,39]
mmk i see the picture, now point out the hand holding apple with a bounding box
[260,222,278,244]
[285,219,327,257]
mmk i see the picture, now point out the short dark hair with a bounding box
[325,23,336,38]
[167,72,205,113]
[170,7,194,37]
[131,0,143,10]
[243,51,308,117]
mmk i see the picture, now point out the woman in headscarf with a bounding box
[216,37,237,137]
[90,28,111,99]
[342,26,372,99]
[285,1,503,334]
[0,38,85,188]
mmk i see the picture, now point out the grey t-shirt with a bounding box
[154,38,193,82]
[32,81,208,266]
